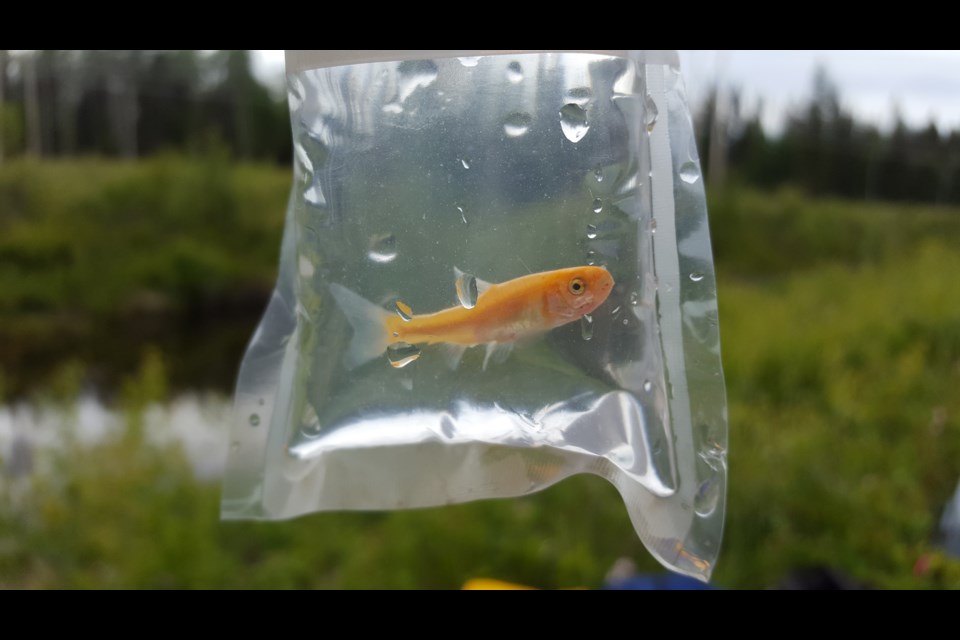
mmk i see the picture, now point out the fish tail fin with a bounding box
[328,283,393,369]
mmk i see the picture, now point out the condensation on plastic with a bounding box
[221,51,727,581]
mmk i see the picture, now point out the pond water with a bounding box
[0,394,232,481]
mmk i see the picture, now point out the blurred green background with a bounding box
[1,50,959,589]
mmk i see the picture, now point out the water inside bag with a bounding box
[224,52,727,581]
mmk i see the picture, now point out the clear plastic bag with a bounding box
[222,50,728,581]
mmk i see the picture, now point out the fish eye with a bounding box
[569,278,585,296]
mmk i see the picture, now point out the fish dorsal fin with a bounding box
[474,276,493,295]
[453,267,494,308]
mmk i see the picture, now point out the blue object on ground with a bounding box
[603,573,713,590]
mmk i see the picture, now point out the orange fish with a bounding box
[329,266,615,369]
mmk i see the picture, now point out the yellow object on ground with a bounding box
[462,578,537,590]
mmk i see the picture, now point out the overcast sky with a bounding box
[253,50,960,135]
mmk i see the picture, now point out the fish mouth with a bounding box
[596,272,615,299]
[579,280,615,315]
[585,273,615,315]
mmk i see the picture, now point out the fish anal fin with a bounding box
[439,343,469,370]
[482,342,514,371]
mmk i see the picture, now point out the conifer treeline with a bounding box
[0,50,290,163]
[696,68,960,204]
[2,52,957,205]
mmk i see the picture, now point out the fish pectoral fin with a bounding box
[482,342,514,371]
[439,343,469,370]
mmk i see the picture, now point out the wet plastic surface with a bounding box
[222,51,727,581]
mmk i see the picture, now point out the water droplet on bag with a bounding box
[458,56,482,67]
[610,305,622,318]
[395,300,413,321]
[699,446,725,472]
[689,271,704,282]
[294,143,313,175]
[581,314,594,340]
[300,417,321,438]
[304,183,326,207]
[594,168,604,182]
[680,161,700,184]
[460,157,471,169]
[649,218,657,234]
[560,103,590,143]
[387,342,421,368]
[382,102,403,114]
[455,271,479,309]
[397,60,439,103]
[298,256,315,278]
[249,414,260,427]
[643,380,653,393]
[456,205,469,225]
[367,233,398,263]
[586,224,598,239]
[629,291,640,306]
[694,474,720,517]
[592,198,603,214]
[503,112,532,137]
[644,94,659,132]
[288,76,305,110]
[622,318,629,325]
[564,87,592,106]
[506,61,523,83]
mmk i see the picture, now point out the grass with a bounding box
[716,239,960,588]
[0,156,289,398]
[0,155,288,314]
[1,159,960,588]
